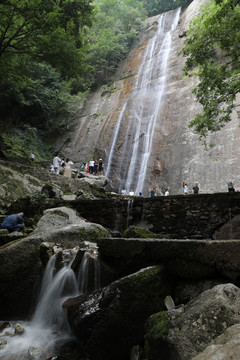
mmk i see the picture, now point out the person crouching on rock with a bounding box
[0,212,25,233]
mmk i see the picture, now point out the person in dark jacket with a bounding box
[0,212,25,233]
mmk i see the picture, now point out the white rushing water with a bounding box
[105,8,181,195]
[1,245,101,360]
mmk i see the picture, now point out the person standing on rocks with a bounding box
[227,179,235,192]
[53,154,61,174]
[63,158,73,178]
[98,158,104,175]
[192,183,199,194]
[121,188,126,195]
[89,159,95,174]
[94,159,99,175]
[0,212,25,233]
[183,182,188,195]
[150,187,156,197]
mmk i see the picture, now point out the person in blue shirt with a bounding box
[0,212,25,233]
[150,188,156,197]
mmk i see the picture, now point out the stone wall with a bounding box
[72,193,240,239]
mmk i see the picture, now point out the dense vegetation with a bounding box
[182,0,240,137]
[0,0,191,160]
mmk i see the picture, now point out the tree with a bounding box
[0,0,94,74]
[181,0,240,137]
[84,0,146,88]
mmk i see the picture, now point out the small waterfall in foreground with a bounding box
[78,247,101,294]
[1,244,101,360]
[105,8,181,195]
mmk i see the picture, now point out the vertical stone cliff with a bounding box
[58,0,240,195]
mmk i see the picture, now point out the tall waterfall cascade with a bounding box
[105,8,181,195]
[1,243,101,360]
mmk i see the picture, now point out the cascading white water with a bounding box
[105,102,127,179]
[77,246,101,294]
[32,255,78,330]
[1,245,101,360]
[105,8,181,195]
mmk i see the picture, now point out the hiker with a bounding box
[227,179,235,192]
[63,158,73,178]
[53,154,61,174]
[192,183,199,194]
[121,188,127,195]
[98,158,104,175]
[183,181,188,195]
[0,212,25,233]
[150,188,156,197]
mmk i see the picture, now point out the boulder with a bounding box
[0,322,10,332]
[0,235,42,318]
[64,265,173,360]
[192,324,240,360]
[0,340,7,349]
[15,323,25,335]
[32,206,111,245]
[41,183,62,199]
[144,283,240,360]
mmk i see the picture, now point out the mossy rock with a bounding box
[122,226,162,239]
[67,265,173,360]
[144,311,170,360]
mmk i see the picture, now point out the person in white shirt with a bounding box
[121,188,126,195]
[165,189,169,196]
[53,154,61,174]
[89,159,95,174]
[129,189,135,196]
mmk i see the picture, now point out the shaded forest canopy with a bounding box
[0,0,239,160]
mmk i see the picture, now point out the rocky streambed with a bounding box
[1,205,240,360]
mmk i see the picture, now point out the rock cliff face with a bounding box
[58,0,240,196]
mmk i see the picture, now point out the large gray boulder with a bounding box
[144,283,240,360]
[31,206,111,245]
[193,324,240,360]
[64,265,173,360]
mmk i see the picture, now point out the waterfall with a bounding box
[1,245,101,359]
[32,253,78,330]
[106,8,181,195]
[105,102,127,180]
[77,247,101,294]
[127,199,134,228]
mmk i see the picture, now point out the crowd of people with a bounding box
[81,159,104,175]
[50,154,104,178]
[120,187,170,197]
[50,154,237,197]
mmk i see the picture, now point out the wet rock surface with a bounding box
[65,266,173,360]
[144,283,240,360]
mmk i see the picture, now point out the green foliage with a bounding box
[1,125,51,160]
[142,0,193,17]
[0,0,94,74]
[0,0,94,159]
[181,0,240,137]
[84,0,146,87]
